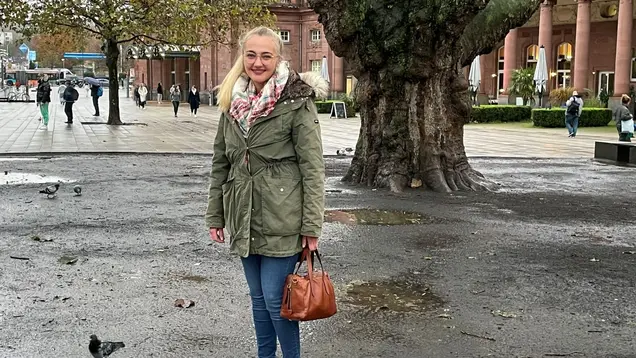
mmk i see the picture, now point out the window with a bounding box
[497,47,504,94]
[526,45,539,70]
[311,30,321,42]
[631,49,636,81]
[556,42,573,88]
[204,72,208,90]
[277,30,290,43]
[311,60,321,72]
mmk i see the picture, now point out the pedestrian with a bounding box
[188,85,200,117]
[58,81,67,105]
[565,90,583,137]
[138,83,148,109]
[170,84,181,117]
[36,75,52,129]
[90,84,102,116]
[157,82,163,104]
[205,26,328,358]
[133,85,139,106]
[613,94,634,142]
[62,80,79,124]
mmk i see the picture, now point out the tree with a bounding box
[509,67,536,106]
[1,0,274,125]
[30,33,88,68]
[308,0,542,192]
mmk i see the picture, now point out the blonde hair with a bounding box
[622,94,631,105]
[217,26,284,111]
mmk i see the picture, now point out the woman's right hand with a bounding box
[209,227,225,243]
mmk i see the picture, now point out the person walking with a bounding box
[36,75,52,129]
[133,85,140,107]
[157,82,163,104]
[614,94,634,142]
[205,26,328,358]
[565,90,584,138]
[90,84,101,116]
[57,81,67,105]
[188,85,200,117]
[62,80,79,124]
[138,83,148,109]
[170,84,181,117]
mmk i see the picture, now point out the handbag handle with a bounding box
[294,248,330,296]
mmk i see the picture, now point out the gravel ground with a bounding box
[1,155,635,358]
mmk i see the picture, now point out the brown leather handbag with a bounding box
[280,248,337,321]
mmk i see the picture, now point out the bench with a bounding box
[594,141,636,165]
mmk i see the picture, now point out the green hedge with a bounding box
[532,108,612,127]
[470,105,532,123]
[315,100,357,118]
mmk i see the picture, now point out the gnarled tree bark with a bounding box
[309,0,542,192]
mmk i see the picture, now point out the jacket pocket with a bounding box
[262,177,303,236]
[222,177,236,235]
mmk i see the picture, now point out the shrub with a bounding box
[338,93,359,115]
[470,105,531,123]
[532,108,612,127]
[508,67,536,105]
[549,87,575,106]
[584,97,605,108]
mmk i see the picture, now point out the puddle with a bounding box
[344,279,443,313]
[176,274,208,283]
[325,209,428,225]
[0,173,75,185]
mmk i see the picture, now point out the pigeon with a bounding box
[336,147,354,156]
[89,334,125,358]
[39,183,60,198]
[73,185,82,196]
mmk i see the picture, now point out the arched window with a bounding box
[497,47,505,94]
[556,43,573,88]
[526,45,540,69]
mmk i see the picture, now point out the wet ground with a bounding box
[1,155,636,357]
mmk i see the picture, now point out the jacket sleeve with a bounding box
[205,115,231,228]
[292,99,325,238]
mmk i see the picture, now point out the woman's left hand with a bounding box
[302,236,319,251]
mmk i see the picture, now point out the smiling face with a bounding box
[243,35,279,92]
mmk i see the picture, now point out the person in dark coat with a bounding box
[188,85,201,117]
[36,75,52,128]
[157,82,163,104]
[613,94,634,142]
[62,80,79,124]
[90,84,101,116]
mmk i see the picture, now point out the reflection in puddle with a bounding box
[0,172,75,185]
[325,209,426,225]
[344,279,443,313]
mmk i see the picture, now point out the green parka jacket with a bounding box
[205,71,327,258]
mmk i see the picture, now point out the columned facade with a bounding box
[473,0,636,105]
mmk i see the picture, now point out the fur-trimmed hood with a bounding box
[279,71,329,101]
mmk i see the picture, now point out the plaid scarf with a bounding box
[229,61,290,136]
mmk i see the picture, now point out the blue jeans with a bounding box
[565,115,579,136]
[241,253,301,358]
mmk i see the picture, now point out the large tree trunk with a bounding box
[105,38,122,125]
[343,68,493,193]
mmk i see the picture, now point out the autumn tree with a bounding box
[30,33,89,68]
[308,0,542,192]
[1,0,275,125]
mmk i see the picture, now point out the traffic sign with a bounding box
[19,43,29,54]
[28,51,37,61]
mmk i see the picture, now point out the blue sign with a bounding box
[63,52,106,59]
[28,51,36,61]
[19,43,29,54]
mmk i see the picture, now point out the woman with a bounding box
[133,85,140,107]
[170,84,181,117]
[138,83,148,109]
[36,75,52,129]
[188,85,200,117]
[614,94,634,142]
[205,26,327,358]
[157,82,163,104]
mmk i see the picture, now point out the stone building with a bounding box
[132,0,349,101]
[478,0,636,103]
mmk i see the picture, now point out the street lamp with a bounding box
[61,58,65,69]
[490,73,497,98]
